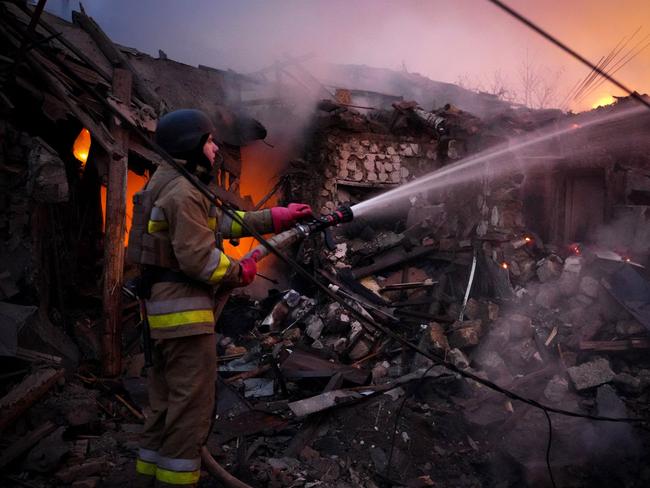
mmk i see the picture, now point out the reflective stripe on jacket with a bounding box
[143,164,274,339]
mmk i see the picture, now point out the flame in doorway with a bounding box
[100,171,149,246]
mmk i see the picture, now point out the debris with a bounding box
[0,421,57,470]
[506,314,534,340]
[579,338,650,351]
[280,348,369,384]
[543,375,569,403]
[27,137,69,203]
[447,348,470,369]
[23,426,69,473]
[534,283,560,309]
[536,256,562,283]
[244,378,275,398]
[0,368,65,431]
[601,266,650,331]
[448,320,482,348]
[567,358,615,391]
[0,302,38,356]
[579,276,600,298]
[55,458,108,483]
[288,390,364,417]
[304,315,325,340]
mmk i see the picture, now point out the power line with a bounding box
[487,0,650,111]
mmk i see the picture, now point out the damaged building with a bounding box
[1,2,650,488]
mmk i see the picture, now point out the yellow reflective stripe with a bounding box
[147,220,169,233]
[207,216,216,230]
[230,211,246,238]
[136,459,157,476]
[155,467,200,485]
[208,253,230,283]
[148,309,214,329]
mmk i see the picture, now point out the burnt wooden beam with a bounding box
[101,68,132,377]
[0,368,64,431]
[579,338,650,351]
[352,246,470,280]
[72,10,163,112]
[13,0,47,67]
[0,421,57,469]
[23,49,118,154]
[11,0,112,82]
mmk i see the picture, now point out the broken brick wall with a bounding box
[314,131,439,215]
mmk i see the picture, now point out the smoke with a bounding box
[43,0,650,113]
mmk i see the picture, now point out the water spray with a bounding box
[351,103,648,219]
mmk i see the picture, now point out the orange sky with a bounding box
[48,0,650,111]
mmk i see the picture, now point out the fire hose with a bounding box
[243,205,353,261]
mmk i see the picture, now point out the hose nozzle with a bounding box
[303,204,354,233]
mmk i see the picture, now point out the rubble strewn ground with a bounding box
[4,201,650,487]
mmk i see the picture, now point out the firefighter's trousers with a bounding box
[135,333,216,487]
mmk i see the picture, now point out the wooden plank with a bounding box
[24,50,118,155]
[11,0,112,82]
[336,179,399,189]
[0,421,57,469]
[579,338,650,351]
[15,347,63,364]
[102,68,132,377]
[0,368,64,431]
[352,247,469,280]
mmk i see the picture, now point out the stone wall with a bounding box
[315,132,440,214]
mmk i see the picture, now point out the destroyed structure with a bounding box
[1,2,650,488]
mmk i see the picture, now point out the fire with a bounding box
[524,236,532,244]
[72,128,91,169]
[100,171,149,246]
[501,262,509,270]
[225,142,290,260]
[591,95,615,109]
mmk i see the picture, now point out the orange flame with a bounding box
[100,171,149,246]
[501,262,509,270]
[73,128,91,170]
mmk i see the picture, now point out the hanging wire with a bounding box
[487,0,650,111]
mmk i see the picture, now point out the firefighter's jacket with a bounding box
[133,164,274,339]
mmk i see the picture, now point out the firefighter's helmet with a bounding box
[155,109,215,157]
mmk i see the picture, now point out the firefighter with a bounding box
[129,109,312,487]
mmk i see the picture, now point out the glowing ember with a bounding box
[501,262,509,270]
[73,128,91,168]
[524,236,532,243]
[569,243,581,255]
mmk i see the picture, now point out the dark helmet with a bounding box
[155,109,215,157]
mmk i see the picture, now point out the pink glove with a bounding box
[238,250,261,286]
[270,203,313,232]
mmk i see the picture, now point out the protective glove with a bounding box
[270,203,313,232]
[238,250,261,286]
